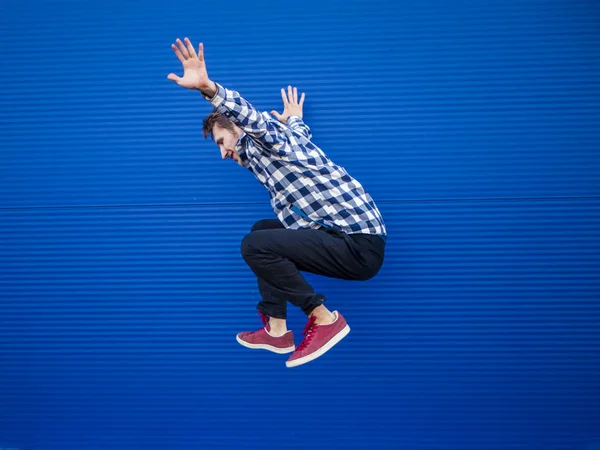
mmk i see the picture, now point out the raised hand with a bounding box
[167,37,216,95]
[271,86,306,124]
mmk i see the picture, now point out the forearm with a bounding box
[199,80,218,99]
[287,115,312,140]
[200,81,281,143]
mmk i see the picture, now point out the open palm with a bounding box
[271,86,306,124]
[167,38,210,91]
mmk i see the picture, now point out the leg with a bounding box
[250,219,285,232]
[235,218,295,352]
[241,227,384,320]
[241,225,385,366]
[249,219,288,333]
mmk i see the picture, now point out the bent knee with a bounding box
[354,271,376,282]
[251,220,268,232]
[241,232,256,259]
[356,257,384,281]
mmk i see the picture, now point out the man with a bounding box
[168,37,386,368]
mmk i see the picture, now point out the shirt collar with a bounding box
[236,132,250,167]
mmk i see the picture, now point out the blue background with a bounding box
[1,0,599,449]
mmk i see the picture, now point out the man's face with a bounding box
[213,124,243,166]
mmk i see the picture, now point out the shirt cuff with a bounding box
[201,82,227,109]
[287,116,303,126]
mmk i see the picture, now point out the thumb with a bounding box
[167,73,181,83]
[271,110,282,120]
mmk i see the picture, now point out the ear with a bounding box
[233,124,244,139]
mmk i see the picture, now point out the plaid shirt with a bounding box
[203,83,387,237]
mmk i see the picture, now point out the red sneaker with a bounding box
[236,312,295,354]
[286,311,350,368]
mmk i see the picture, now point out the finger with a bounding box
[167,73,181,83]
[293,87,298,103]
[288,86,294,104]
[271,110,281,120]
[171,44,185,64]
[198,42,204,62]
[281,88,288,104]
[184,37,197,58]
[300,92,305,107]
[176,38,190,58]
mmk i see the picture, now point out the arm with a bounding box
[167,37,285,146]
[287,115,312,140]
[271,86,312,140]
[202,83,287,145]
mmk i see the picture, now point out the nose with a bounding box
[220,147,228,160]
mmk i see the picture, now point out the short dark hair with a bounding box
[202,108,235,140]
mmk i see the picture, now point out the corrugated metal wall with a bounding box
[1,0,599,449]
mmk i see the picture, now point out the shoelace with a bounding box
[296,315,318,352]
[258,311,269,328]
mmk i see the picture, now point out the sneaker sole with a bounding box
[236,334,295,354]
[285,324,350,368]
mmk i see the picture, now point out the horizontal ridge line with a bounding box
[0,196,599,212]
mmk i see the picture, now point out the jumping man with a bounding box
[168,37,386,368]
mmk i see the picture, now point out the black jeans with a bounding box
[241,219,386,319]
